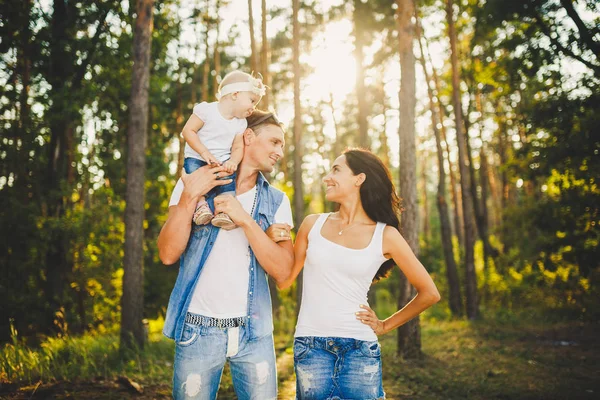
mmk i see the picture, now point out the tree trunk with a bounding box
[18,0,31,131]
[248,0,258,73]
[260,0,270,109]
[121,0,154,351]
[44,0,75,326]
[377,73,391,167]
[420,155,430,245]
[416,18,463,316]
[213,0,221,90]
[474,90,495,299]
[486,140,501,229]
[292,0,304,312]
[395,0,421,359]
[354,0,369,148]
[423,34,464,249]
[327,92,341,159]
[191,24,201,105]
[15,0,32,198]
[176,79,185,176]
[446,0,478,319]
[202,23,210,102]
[267,3,281,317]
[496,102,513,245]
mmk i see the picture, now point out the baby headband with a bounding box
[216,75,266,100]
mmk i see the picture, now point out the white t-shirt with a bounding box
[169,181,293,318]
[184,102,248,162]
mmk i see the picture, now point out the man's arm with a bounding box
[240,220,294,283]
[213,195,294,283]
[157,164,231,265]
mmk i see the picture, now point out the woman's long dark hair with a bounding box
[344,148,402,283]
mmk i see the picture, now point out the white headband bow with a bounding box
[216,75,266,100]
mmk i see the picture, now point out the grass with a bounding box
[2,314,599,399]
[0,317,174,386]
[380,318,599,399]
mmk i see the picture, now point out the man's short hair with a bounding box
[247,110,284,134]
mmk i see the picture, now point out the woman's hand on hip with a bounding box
[356,304,386,335]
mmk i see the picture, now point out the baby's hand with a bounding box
[223,160,239,174]
[201,151,220,166]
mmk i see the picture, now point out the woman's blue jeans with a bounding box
[294,336,385,400]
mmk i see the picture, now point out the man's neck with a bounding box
[236,162,260,194]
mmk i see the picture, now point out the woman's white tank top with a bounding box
[294,213,388,341]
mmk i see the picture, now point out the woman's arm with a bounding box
[157,164,231,265]
[277,214,319,290]
[357,226,441,335]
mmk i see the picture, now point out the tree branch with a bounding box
[534,11,600,75]
[560,0,600,56]
[71,5,112,90]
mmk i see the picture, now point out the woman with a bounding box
[269,149,440,400]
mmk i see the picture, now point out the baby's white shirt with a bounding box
[184,102,248,162]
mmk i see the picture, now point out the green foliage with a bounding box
[0,319,173,384]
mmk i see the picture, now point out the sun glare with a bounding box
[302,20,356,106]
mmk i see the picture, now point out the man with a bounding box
[158,110,294,400]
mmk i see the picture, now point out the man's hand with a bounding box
[223,160,239,174]
[181,164,232,203]
[200,150,220,165]
[213,194,252,227]
[266,223,292,242]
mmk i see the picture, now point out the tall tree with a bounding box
[202,20,211,102]
[260,0,271,109]
[375,76,391,167]
[292,0,305,311]
[472,89,495,297]
[420,155,430,244]
[395,0,421,358]
[423,33,464,248]
[446,0,478,319]
[213,0,222,90]
[121,0,154,350]
[354,0,369,148]
[17,0,32,132]
[248,0,258,73]
[44,0,112,326]
[416,18,463,316]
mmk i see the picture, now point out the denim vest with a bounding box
[163,173,284,342]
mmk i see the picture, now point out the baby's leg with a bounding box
[193,195,214,225]
[184,158,214,225]
[211,169,237,230]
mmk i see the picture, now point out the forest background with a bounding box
[1,0,598,398]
